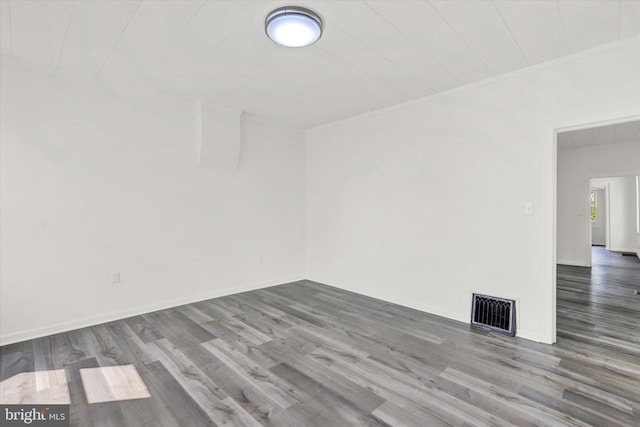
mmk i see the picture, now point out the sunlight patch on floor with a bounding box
[1,364,151,405]
[79,365,151,404]
[0,369,70,404]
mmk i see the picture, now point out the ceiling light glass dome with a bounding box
[265,6,323,48]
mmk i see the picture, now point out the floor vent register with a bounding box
[471,293,516,337]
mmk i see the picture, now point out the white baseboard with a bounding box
[517,329,547,343]
[1,275,556,346]
[556,259,590,267]
[0,275,304,346]
[304,278,553,345]
[608,247,638,254]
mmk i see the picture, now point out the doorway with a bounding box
[589,185,606,247]
[557,120,640,267]
[590,175,639,256]
[555,119,640,343]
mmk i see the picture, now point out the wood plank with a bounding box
[0,340,34,382]
[137,361,214,427]
[269,362,389,427]
[201,339,300,409]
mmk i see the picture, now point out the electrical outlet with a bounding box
[111,272,121,284]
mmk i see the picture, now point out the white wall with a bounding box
[0,58,305,344]
[591,176,639,253]
[3,39,640,347]
[606,176,638,252]
[558,143,640,266]
[306,38,640,344]
[637,176,640,258]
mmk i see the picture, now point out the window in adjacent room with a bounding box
[590,191,597,222]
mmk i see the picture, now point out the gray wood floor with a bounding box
[2,247,639,426]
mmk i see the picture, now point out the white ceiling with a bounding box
[1,0,639,129]
[557,120,640,150]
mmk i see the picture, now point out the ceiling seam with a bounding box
[8,0,12,56]
[294,3,434,98]
[305,19,415,99]
[147,0,248,90]
[177,0,208,35]
[617,0,622,40]
[426,0,495,77]
[327,30,436,97]
[55,0,76,68]
[491,0,530,66]
[314,41,411,101]
[362,0,462,90]
[555,0,573,53]
[96,0,142,78]
[164,6,270,102]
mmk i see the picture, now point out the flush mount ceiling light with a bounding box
[265,6,323,48]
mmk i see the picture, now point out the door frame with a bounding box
[547,110,640,344]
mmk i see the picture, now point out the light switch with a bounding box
[524,203,534,216]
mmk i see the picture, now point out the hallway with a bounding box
[557,246,640,359]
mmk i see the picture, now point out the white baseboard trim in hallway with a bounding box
[556,259,590,267]
[0,275,305,346]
